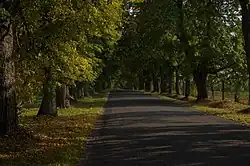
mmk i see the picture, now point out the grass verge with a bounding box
[148,92,250,126]
[0,93,108,166]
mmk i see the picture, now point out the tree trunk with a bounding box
[182,79,185,95]
[139,76,144,90]
[221,81,225,101]
[56,84,70,108]
[75,81,84,99]
[166,71,173,95]
[95,80,102,93]
[184,78,190,98]
[158,77,161,93]
[160,74,167,93]
[211,85,215,100]
[240,1,250,104]
[153,76,158,92]
[144,79,150,91]
[84,83,90,97]
[37,68,57,116]
[150,80,154,92]
[0,21,18,135]
[235,83,240,102]
[175,71,180,95]
[193,70,208,101]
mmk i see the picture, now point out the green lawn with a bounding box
[0,94,107,166]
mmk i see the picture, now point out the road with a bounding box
[79,90,250,166]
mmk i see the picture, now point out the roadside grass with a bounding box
[0,93,108,166]
[146,91,250,126]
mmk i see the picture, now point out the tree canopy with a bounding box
[1,0,250,135]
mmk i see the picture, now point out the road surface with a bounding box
[79,90,250,166]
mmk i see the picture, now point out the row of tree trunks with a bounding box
[140,68,210,101]
[140,70,174,95]
[38,79,92,117]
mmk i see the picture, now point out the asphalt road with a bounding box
[79,90,250,166]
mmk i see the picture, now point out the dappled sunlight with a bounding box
[82,91,250,166]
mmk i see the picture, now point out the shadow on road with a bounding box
[81,91,250,166]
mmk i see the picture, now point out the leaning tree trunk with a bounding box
[193,69,208,101]
[0,21,18,135]
[240,1,250,104]
[56,84,70,108]
[37,68,57,116]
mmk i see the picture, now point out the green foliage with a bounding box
[114,0,247,98]
[13,0,123,103]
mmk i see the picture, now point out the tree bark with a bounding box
[153,76,158,92]
[182,79,185,95]
[221,81,225,101]
[84,82,90,97]
[211,85,215,100]
[184,78,190,98]
[0,20,18,135]
[37,68,57,116]
[175,71,180,95]
[150,80,154,92]
[240,1,250,104]
[75,81,84,99]
[235,83,240,102]
[139,76,144,90]
[166,70,173,95]
[158,77,161,93]
[160,74,167,93]
[193,69,208,101]
[56,84,70,108]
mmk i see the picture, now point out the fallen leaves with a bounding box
[0,95,106,166]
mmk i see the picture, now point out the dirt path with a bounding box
[79,90,250,166]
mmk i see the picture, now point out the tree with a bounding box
[0,1,18,135]
[239,0,250,104]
